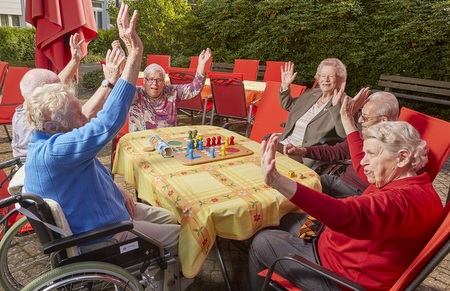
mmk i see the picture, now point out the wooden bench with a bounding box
[374,75,450,106]
[211,62,266,80]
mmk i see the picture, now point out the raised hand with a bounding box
[260,134,281,187]
[281,62,297,91]
[69,33,84,63]
[117,4,142,54]
[197,48,212,75]
[103,44,126,85]
[332,82,346,106]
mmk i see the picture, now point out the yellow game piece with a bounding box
[287,170,296,178]
[221,145,226,157]
[225,137,229,147]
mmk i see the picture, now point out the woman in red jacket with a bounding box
[249,120,444,290]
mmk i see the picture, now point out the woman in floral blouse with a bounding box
[128,48,212,131]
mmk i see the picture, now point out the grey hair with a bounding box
[143,63,165,78]
[367,91,399,121]
[25,83,74,132]
[315,58,347,84]
[363,121,428,171]
[20,69,61,100]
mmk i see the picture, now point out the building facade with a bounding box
[0,0,114,29]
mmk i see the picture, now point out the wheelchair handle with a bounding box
[0,157,26,170]
[0,193,46,209]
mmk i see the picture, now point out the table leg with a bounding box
[214,239,232,291]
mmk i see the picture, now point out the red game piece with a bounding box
[217,136,222,145]
[212,136,216,146]
[206,137,211,147]
[229,136,235,145]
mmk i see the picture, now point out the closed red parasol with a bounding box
[25,0,98,73]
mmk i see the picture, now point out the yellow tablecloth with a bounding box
[112,125,321,278]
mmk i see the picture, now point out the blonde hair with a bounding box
[25,83,74,132]
[363,121,428,171]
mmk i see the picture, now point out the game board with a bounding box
[158,134,254,165]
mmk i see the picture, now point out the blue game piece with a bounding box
[209,147,215,158]
[198,140,203,150]
[187,140,193,150]
[188,148,194,159]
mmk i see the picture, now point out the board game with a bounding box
[143,131,254,165]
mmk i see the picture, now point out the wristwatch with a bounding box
[101,79,114,89]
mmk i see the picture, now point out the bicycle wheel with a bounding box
[0,216,51,290]
[22,261,143,291]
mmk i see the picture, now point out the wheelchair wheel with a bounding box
[0,216,51,290]
[22,261,144,291]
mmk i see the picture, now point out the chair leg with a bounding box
[3,125,11,141]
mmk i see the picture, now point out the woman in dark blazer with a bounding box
[278,59,347,167]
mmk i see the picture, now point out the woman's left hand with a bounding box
[260,134,281,186]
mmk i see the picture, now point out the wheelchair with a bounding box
[0,192,181,291]
[0,157,49,290]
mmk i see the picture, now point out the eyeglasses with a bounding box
[318,74,336,80]
[358,113,383,122]
[145,77,164,85]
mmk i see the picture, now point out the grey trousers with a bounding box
[320,174,363,198]
[248,213,340,291]
[80,202,180,254]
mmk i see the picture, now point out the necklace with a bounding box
[317,96,329,106]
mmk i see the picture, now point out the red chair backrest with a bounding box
[210,74,247,119]
[0,66,32,105]
[398,107,450,181]
[207,71,244,81]
[249,82,306,142]
[146,54,171,72]
[189,56,212,73]
[233,59,260,81]
[391,204,450,290]
[0,61,8,96]
[263,61,285,83]
[168,71,204,111]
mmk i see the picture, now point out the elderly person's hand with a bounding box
[340,87,371,134]
[197,48,212,76]
[69,33,84,63]
[283,143,307,159]
[117,4,142,54]
[116,183,136,219]
[281,62,297,91]
[102,43,126,85]
[331,82,346,106]
[261,134,297,199]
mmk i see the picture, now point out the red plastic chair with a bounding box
[0,66,33,141]
[145,54,171,72]
[233,59,260,81]
[398,107,450,182]
[0,61,8,96]
[263,61,285,83]
[249,82,307,143]
[168,70,213,125]
[249,82,306,143]
[189,56,212,73]
[209,72,258,137]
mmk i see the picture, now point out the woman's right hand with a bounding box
[281,62,297,91]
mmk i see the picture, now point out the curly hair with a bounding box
[363,121,428,171]
[315,58,347,85]
[25,83,75,132]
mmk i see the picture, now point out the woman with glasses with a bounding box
[129,48,212,131]
[278,59,348,167]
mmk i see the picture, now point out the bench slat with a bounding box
[378,80,450,97]
[371,89,450,106]
[379,75,450,90]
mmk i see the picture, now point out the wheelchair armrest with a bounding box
[311,160,351,172]
[262,253,366,291]
[43,220,134,254]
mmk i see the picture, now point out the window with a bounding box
[0,14,20,27]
